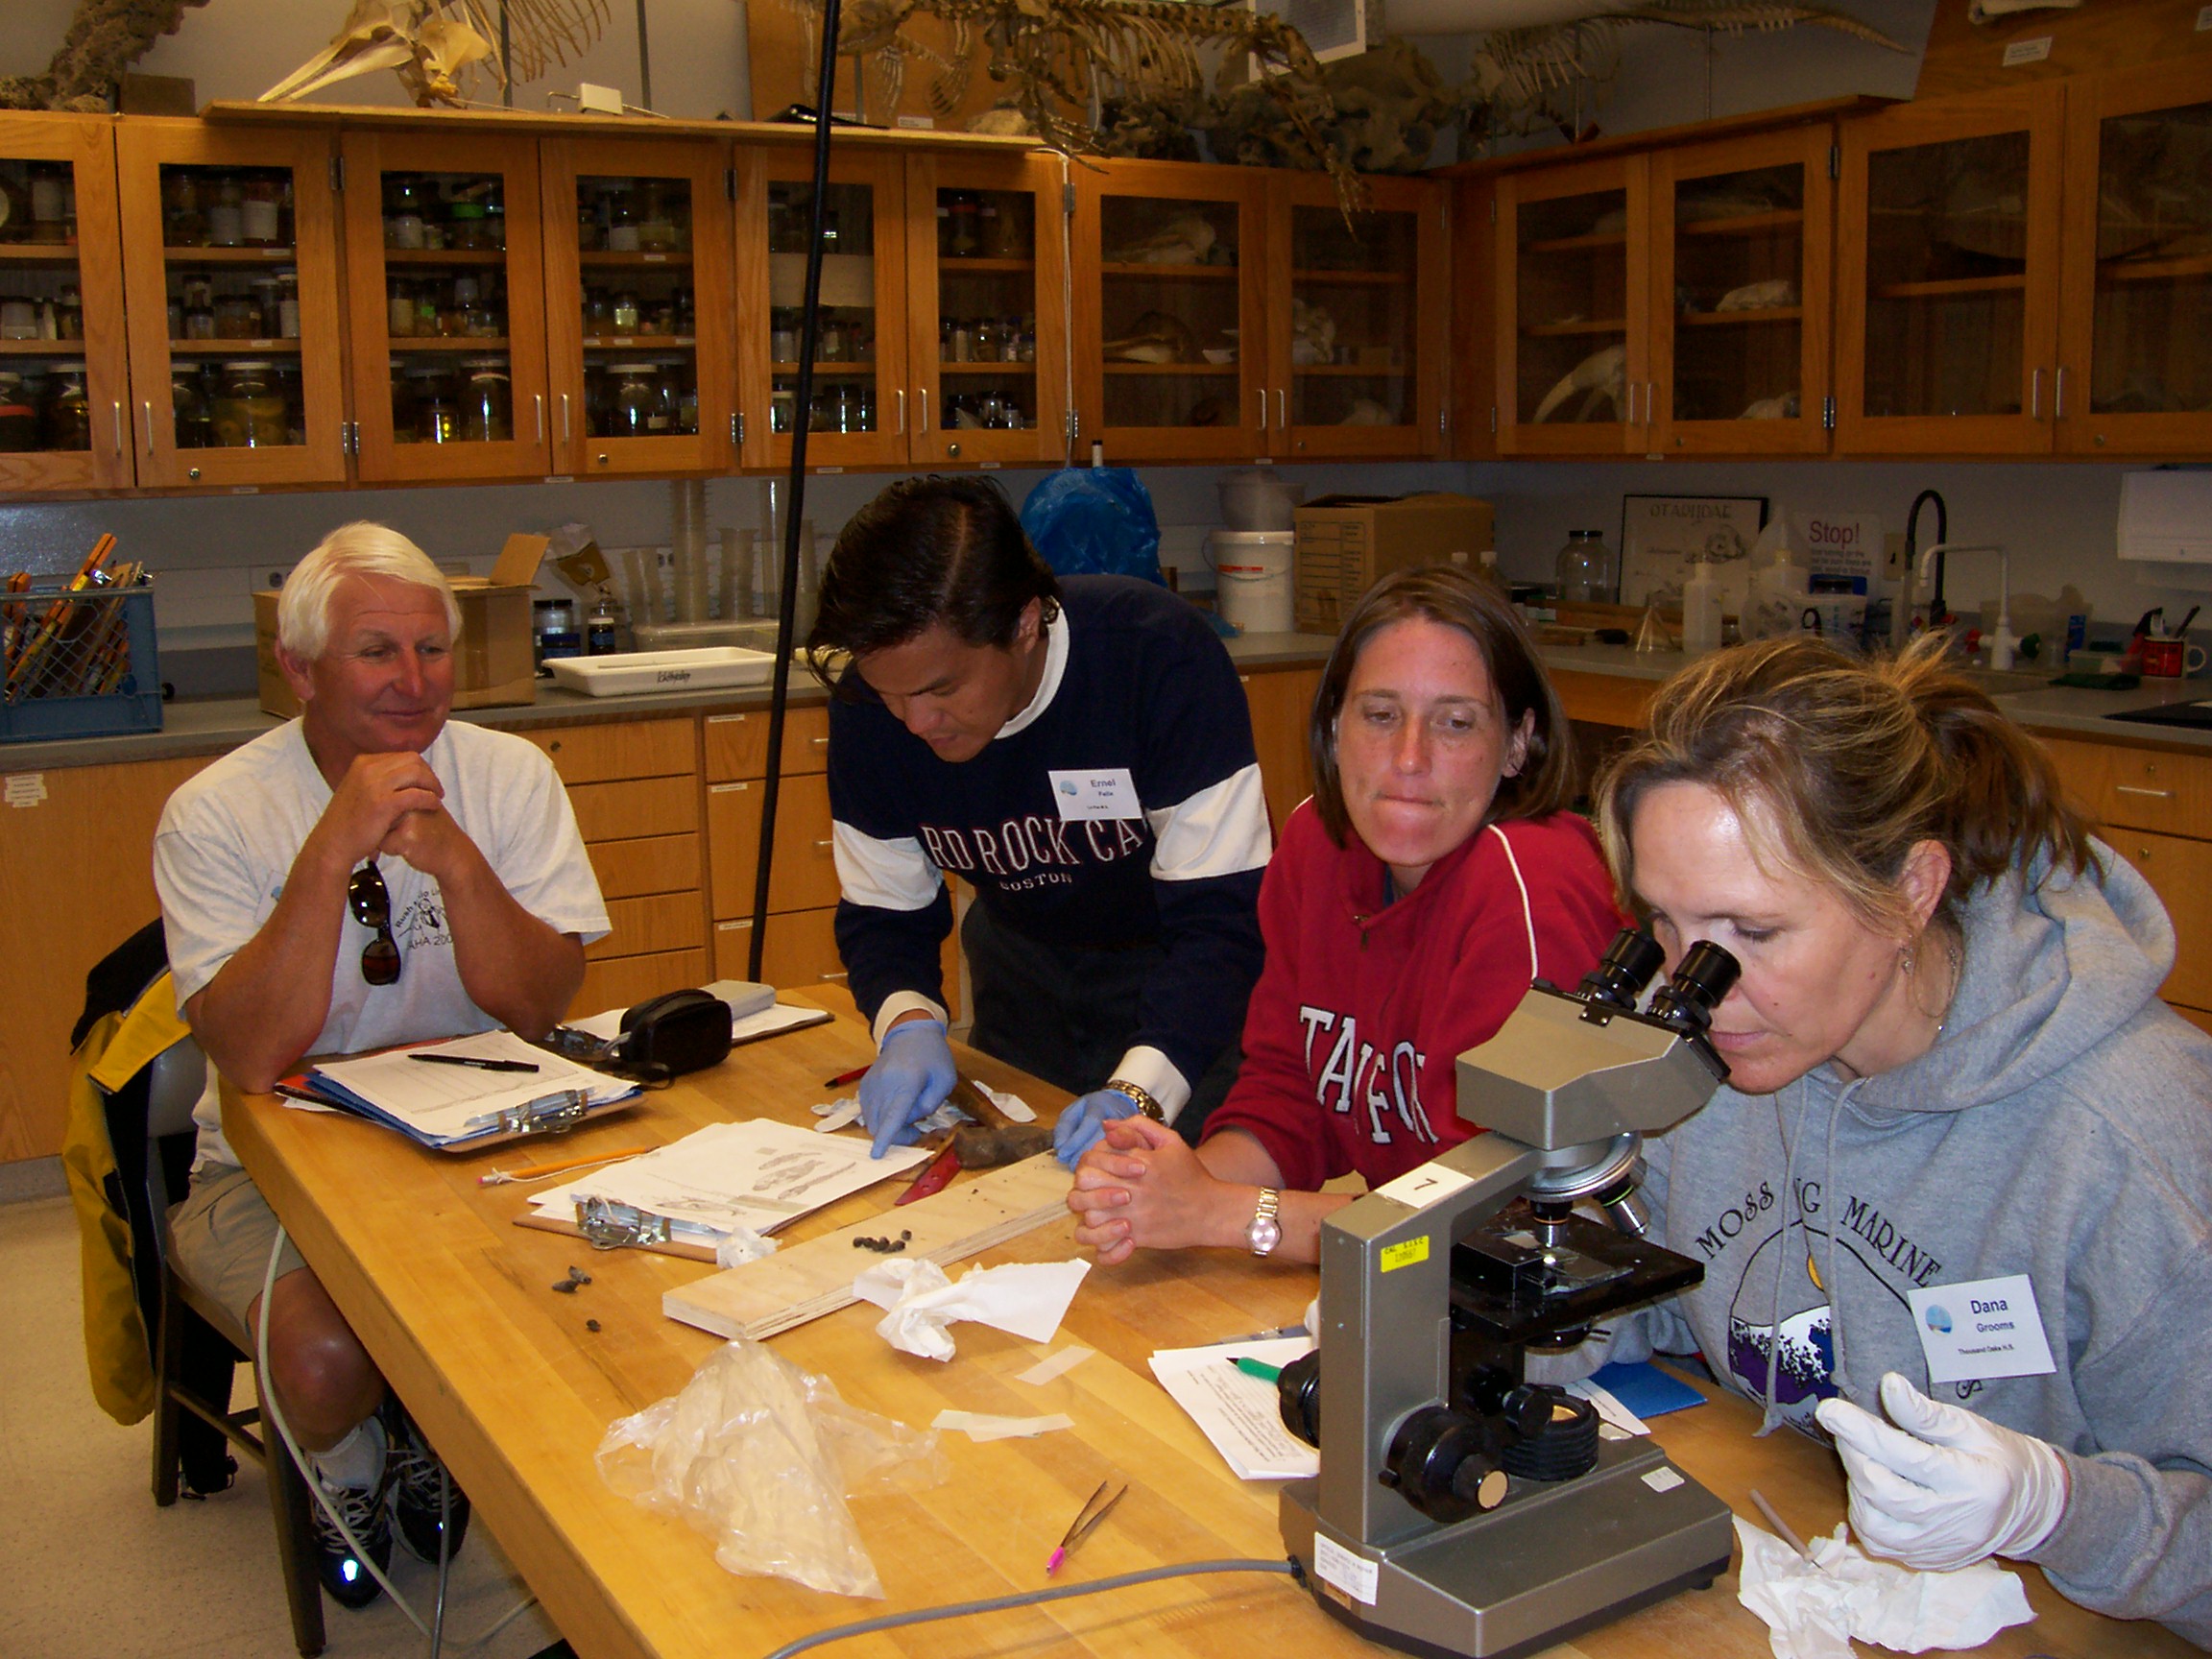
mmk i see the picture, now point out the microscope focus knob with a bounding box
[1277,1351,1322,1448]
[1497,1384,1555,1443]
[1383,1407,1509,1525]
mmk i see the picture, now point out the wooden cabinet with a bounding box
[340,129,555,482]
[1073,158,1270,461]
[539,135,735,476]
[0,113,132,493]
[903,149,1068,466]
[1836,84,2067,453]
[1241,665,1322,836]
[703,705,847,995]
[519,715,708,1016]
[734,146,911,469]
[115,119,349,488]
[1648,126,1834,454]
[0,752,212,1164]
[1494,152,1649,456]
[1265,172,1449,461]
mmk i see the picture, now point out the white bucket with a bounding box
[1212,529,1295,635]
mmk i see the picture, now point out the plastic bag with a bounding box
[1020,468,1165,583]
[596,1336,947,1598]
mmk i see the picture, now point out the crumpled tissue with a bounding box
[854,1257,1090,1361]
[812,1085,1038,1137]
[1735,1517,2035,1659]
[712,1226,777,1267]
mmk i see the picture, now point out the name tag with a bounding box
[1908,1273,2056,1385]
[1048,767,1142,822]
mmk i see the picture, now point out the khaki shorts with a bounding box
[166,1163,308,1342]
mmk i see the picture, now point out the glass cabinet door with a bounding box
[906,152,1065,466]
[341,132,550,481]
[1075,162,1266,462]
[2059,62,2212,454]
[541,137,733,476]
[115,124,347,488]
[1837,85,2063,454]
[1650,127,1832,454]
[0,115,131,492]
[738,149,909,470]
[1268,174,1446,459]
[1496,156,1647,455]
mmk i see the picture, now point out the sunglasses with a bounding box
[348,861,402,987]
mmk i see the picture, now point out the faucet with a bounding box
[1904,490,1949,627]
[1918,542,2017,670]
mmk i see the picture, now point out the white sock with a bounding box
[310,1413,387,1492]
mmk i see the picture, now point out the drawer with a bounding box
[2034,735,2107,824]
[706,772,841,917]
[570,947,709,1019]
[587,832,701,901]
[2104,830,2212,1009]
[567,774,698,843]
[714,909,846,994]
[526,717,695,784]
[2090,746,2212,838]
[587,891,707,961]
[704,704,830,782]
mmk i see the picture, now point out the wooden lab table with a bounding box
[225,994,2189,1659]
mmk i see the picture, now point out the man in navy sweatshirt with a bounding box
[806,476,1270,1165]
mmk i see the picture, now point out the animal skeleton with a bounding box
[1532,342,1626,422]
[261,0,610,108]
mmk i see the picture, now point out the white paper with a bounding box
[1148,1336,1318,1480]
[854,1258,1091,1362]
[312,1031,625,1144]
[1734,1518,2035,1659]
[1015,1346,1094,1386]
[931,1409,1075,1442]
[529,1118,928,1240]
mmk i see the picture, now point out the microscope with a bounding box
[1276,930,1743,1659]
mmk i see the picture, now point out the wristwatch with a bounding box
[1106,1079,1166,1122]
[1246,1188,1283,1258]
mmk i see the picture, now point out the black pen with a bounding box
[409,1053,541,1073]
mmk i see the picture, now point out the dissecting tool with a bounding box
[1046,1479,1129,1575]
[894,1142,961,1206]
[1747,1488,1827,1573]
[479,1144,656,1186]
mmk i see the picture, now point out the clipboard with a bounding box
[290,1034,642,1153]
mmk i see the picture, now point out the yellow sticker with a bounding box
[1380,1238,1431,1273]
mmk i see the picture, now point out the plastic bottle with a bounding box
[1745,516,1810,640]
[1553,529,1616,605]
[1681,556,1723,653]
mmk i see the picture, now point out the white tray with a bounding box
[545,647,777,697]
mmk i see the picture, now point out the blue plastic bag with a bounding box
[1019,469,1164,584]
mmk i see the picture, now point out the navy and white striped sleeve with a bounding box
[827,701,953,1041]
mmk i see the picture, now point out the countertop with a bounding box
[9,633,2211,773]
[0,631,1344,773]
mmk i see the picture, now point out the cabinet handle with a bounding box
[560,393,571,443]
[813,837,833,850]
[810,735,830,750]
[534,393,544,444]
[139,399,155,455]
[817,970,850,981]
[917,390,927,436]
[2031,367,2043,420]
[1647,381,1656,434]
[2056,365,2068,421]
[1625,380,1637,424]
[1275,387,1286,431]
[2115,785,2176,800]
[1255,386,1267,433]
[113,400,124,457]
[895,387,905,434]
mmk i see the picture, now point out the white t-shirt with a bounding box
[154,718,611,1167]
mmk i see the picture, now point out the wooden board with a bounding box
[1916,0,2212,99]
[663,1150,1072,1337]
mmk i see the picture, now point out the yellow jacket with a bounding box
[61,972,191,1427]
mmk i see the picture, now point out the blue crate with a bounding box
[1,584,163,742]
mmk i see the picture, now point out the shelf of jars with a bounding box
[1289,269,1412,287]
[1098,261,1239,279]
[1677,307,1805,326]
[1679,210,1804,239]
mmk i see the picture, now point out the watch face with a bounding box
[1249,1214,1282,1255]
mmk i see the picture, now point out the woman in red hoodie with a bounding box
[1069,565,1624,1265]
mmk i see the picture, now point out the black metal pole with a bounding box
[748,0,842,982]
[635,0,654,111]
[500,4,514,107]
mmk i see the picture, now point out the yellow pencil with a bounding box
[479,1144,656,1186]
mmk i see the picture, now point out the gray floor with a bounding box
[0,1192,565,1658]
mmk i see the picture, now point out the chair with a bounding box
[93,974,327,1657]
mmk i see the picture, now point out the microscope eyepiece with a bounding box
[1647,941,1741,1034]
[1577,929,1667,1011]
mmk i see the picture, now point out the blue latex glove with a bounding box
[858,1018,956,1158]
[1052,1087,1146,1166]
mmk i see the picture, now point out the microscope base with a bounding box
[1280,1439,1735,1659]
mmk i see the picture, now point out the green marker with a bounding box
[1229,1357,1282,1382]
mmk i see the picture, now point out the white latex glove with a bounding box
[1815,1372,2069,1574]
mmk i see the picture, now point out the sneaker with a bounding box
[311,1470,392,1610]
[384,1399,471,1565]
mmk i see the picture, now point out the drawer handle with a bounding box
[708,713,747,725]
[813,838,833,850]
[810,735,830,749]
[2115,785,2176,800]
[818,971,850,981]
[2139,847,2153,860]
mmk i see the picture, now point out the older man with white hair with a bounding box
[155,521,608,1609]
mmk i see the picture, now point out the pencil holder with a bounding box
[1,581,163,742]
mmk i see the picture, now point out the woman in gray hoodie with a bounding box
[1588,636,2211,1646]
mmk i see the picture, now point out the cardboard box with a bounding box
[1292,493,1495,635]
[255,533,544,717]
